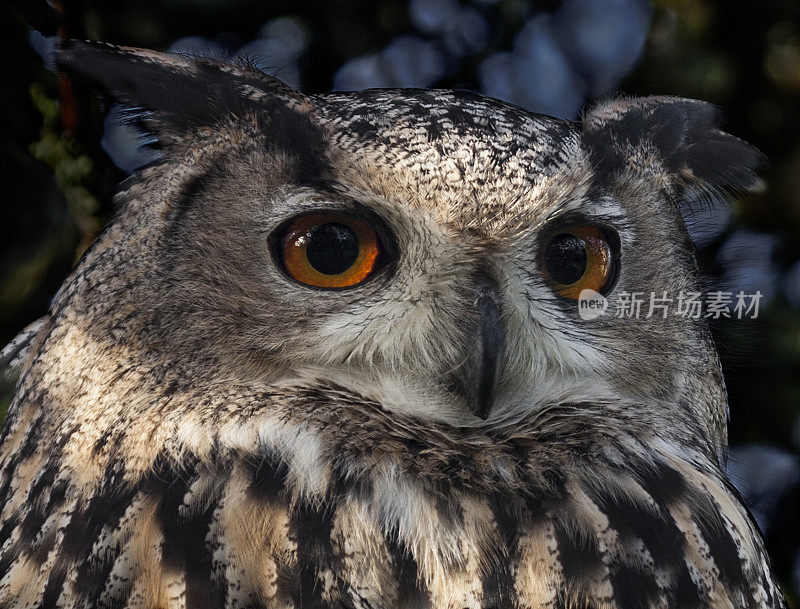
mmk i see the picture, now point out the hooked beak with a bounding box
[450,273,504,420]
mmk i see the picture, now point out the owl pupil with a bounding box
[545,234,587,284]
[306,223,360,275]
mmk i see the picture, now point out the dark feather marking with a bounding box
[0,385,39,446]
[552,515,606,601]
[0,514,20,576]
[155,459,225,609]
[263,103,331,183]
[40,562,68,609]
[385,532,431,609]
[637,460,748,605]
[90,428,115,457]
[442,103,479,129]
[690,492,749,598]
[342,117,380,139]
[70,476,137,600]
[10,408,51,464]
[424,120,443,142]
[27,478,69,565]
[17,463,60,550]
[43,472,134,606]
[289,498,338,609]
[0,510,18,550]
[0,455,22,517]
[165,169,218,247]
[588,481,703,607]
[634,462,710,606]
[607,563,662,609]
[247,448,290,499]
[244,450,298,607]
[672,559,707,609]
[289,500,347,609]
[635,461,687,510]
[482,495,521,609]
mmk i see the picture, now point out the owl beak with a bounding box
[452,274,503,420]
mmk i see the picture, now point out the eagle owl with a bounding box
[0,40,786,609]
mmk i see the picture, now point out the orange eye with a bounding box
[541,225,618,299]
[277,213,382,288]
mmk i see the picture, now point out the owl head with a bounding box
[53,41,764,465]
[0,40,781,609]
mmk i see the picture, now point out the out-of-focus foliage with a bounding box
[28,83,100,252]
[1,0,800,603]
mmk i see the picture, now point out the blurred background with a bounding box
[1,0,799,603]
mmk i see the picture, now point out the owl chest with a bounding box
[19,454,535,609]
[1,435,762,608]
[145,459,520,608]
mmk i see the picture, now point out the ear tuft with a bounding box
[56,40,307,142]
[582,96,768,205]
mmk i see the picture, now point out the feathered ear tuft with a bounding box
[56,40,308,142]
[582,96,768,205]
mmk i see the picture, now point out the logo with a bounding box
[578,288,608,320]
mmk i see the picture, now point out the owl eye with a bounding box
[276,212,383,289]
[541,225,618,299]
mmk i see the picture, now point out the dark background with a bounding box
[1,0,799,603]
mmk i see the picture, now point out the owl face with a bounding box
[56,42,763,457]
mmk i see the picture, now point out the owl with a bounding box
[0,40,786,609]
